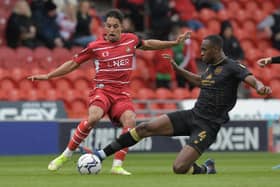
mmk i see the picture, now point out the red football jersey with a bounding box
[72,33,140,89]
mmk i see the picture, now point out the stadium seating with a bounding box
[18,79,35,92]
[16,47,34,64]
[0,77,17,90]
[54,78,73,92]
[45,89,62,101]
[0,0,279,118]
[73,78,91,92]
[155,88,174,100]
[8,89,23,101]
[173,88,191,99]
[37,81,54,91]
[68,98,88,118]
[198,9,216,24]
[0,47,18,69]
[33,47,54,70]
[52,47,72,65]
[136,88,156,100]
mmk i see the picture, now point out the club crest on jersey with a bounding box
[126,46,131,53]
[102,51,109,57]
[214,66,223,75]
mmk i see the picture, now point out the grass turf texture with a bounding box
[0,152,279,187]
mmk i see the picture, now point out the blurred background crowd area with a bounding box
[1,0,280,119]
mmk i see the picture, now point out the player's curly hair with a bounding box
[105,9,124,23]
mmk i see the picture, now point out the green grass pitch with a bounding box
[0,152,279,187]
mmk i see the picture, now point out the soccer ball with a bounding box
[77,153,102,175]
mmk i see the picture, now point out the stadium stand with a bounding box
[0,0,279,118]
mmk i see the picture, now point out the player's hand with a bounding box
[257,57,271,67]
[162,54,178,69]
[27,74,49,81]
[176,31,191,44]
[256,86,272,96]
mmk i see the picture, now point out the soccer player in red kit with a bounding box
[28,9,191,175]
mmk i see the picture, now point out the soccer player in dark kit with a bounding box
[90,35,272,175]
[28,9,190,175]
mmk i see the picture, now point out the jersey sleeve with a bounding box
[126,33,143,48]
[271,56,280,63]
[231,61,252,81]
[72,44,95,64]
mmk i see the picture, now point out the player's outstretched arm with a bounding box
[244,75,272,96]
[140,32,191,50]
[163,54,201,86]
[27,60,80,81]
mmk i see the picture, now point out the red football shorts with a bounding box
[88,87,134,125]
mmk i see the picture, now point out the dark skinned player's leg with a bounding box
[173,145,204,174]
[99,115,174,158]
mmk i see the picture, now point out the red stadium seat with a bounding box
[63,90,81,104]
[8,89,23,101]
[67,69,88,81]
[18,78,35,92]
[74,78,91,92]
[233,10,250,26]
[11,68,28,82]
[234,28,250,41]
[52,47,72,65]
[136,88,156,99]
[0,68,9,80]
[216,9,229,21]
[161,103,178,110]
[253,10,266,24]
[245,48,261,64]
[16,47,34,67]
[155,88,174,99]
[227,1,242,18]
[207,19,221,34]
[173,88,191,99]
[0,8,9,32]
[240,39,256,50]
[271,66,280,79]
[69,99,88,118]
[37,81,54,91]
[0,47,18,69]
[198,9,216,24]
[45,89,62,101]
[25,89,45,101]
[0,78,17,90]
[262,1,275,14]
[54,78,73,92]
[33,47,54,69]
[245,1,260,14]
[265,48,279,57]
[242,19,256,35]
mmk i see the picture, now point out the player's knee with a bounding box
[87,116,100,127]
[173,163,188,174]
[121,117,136,128]
[120,111,136,128]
